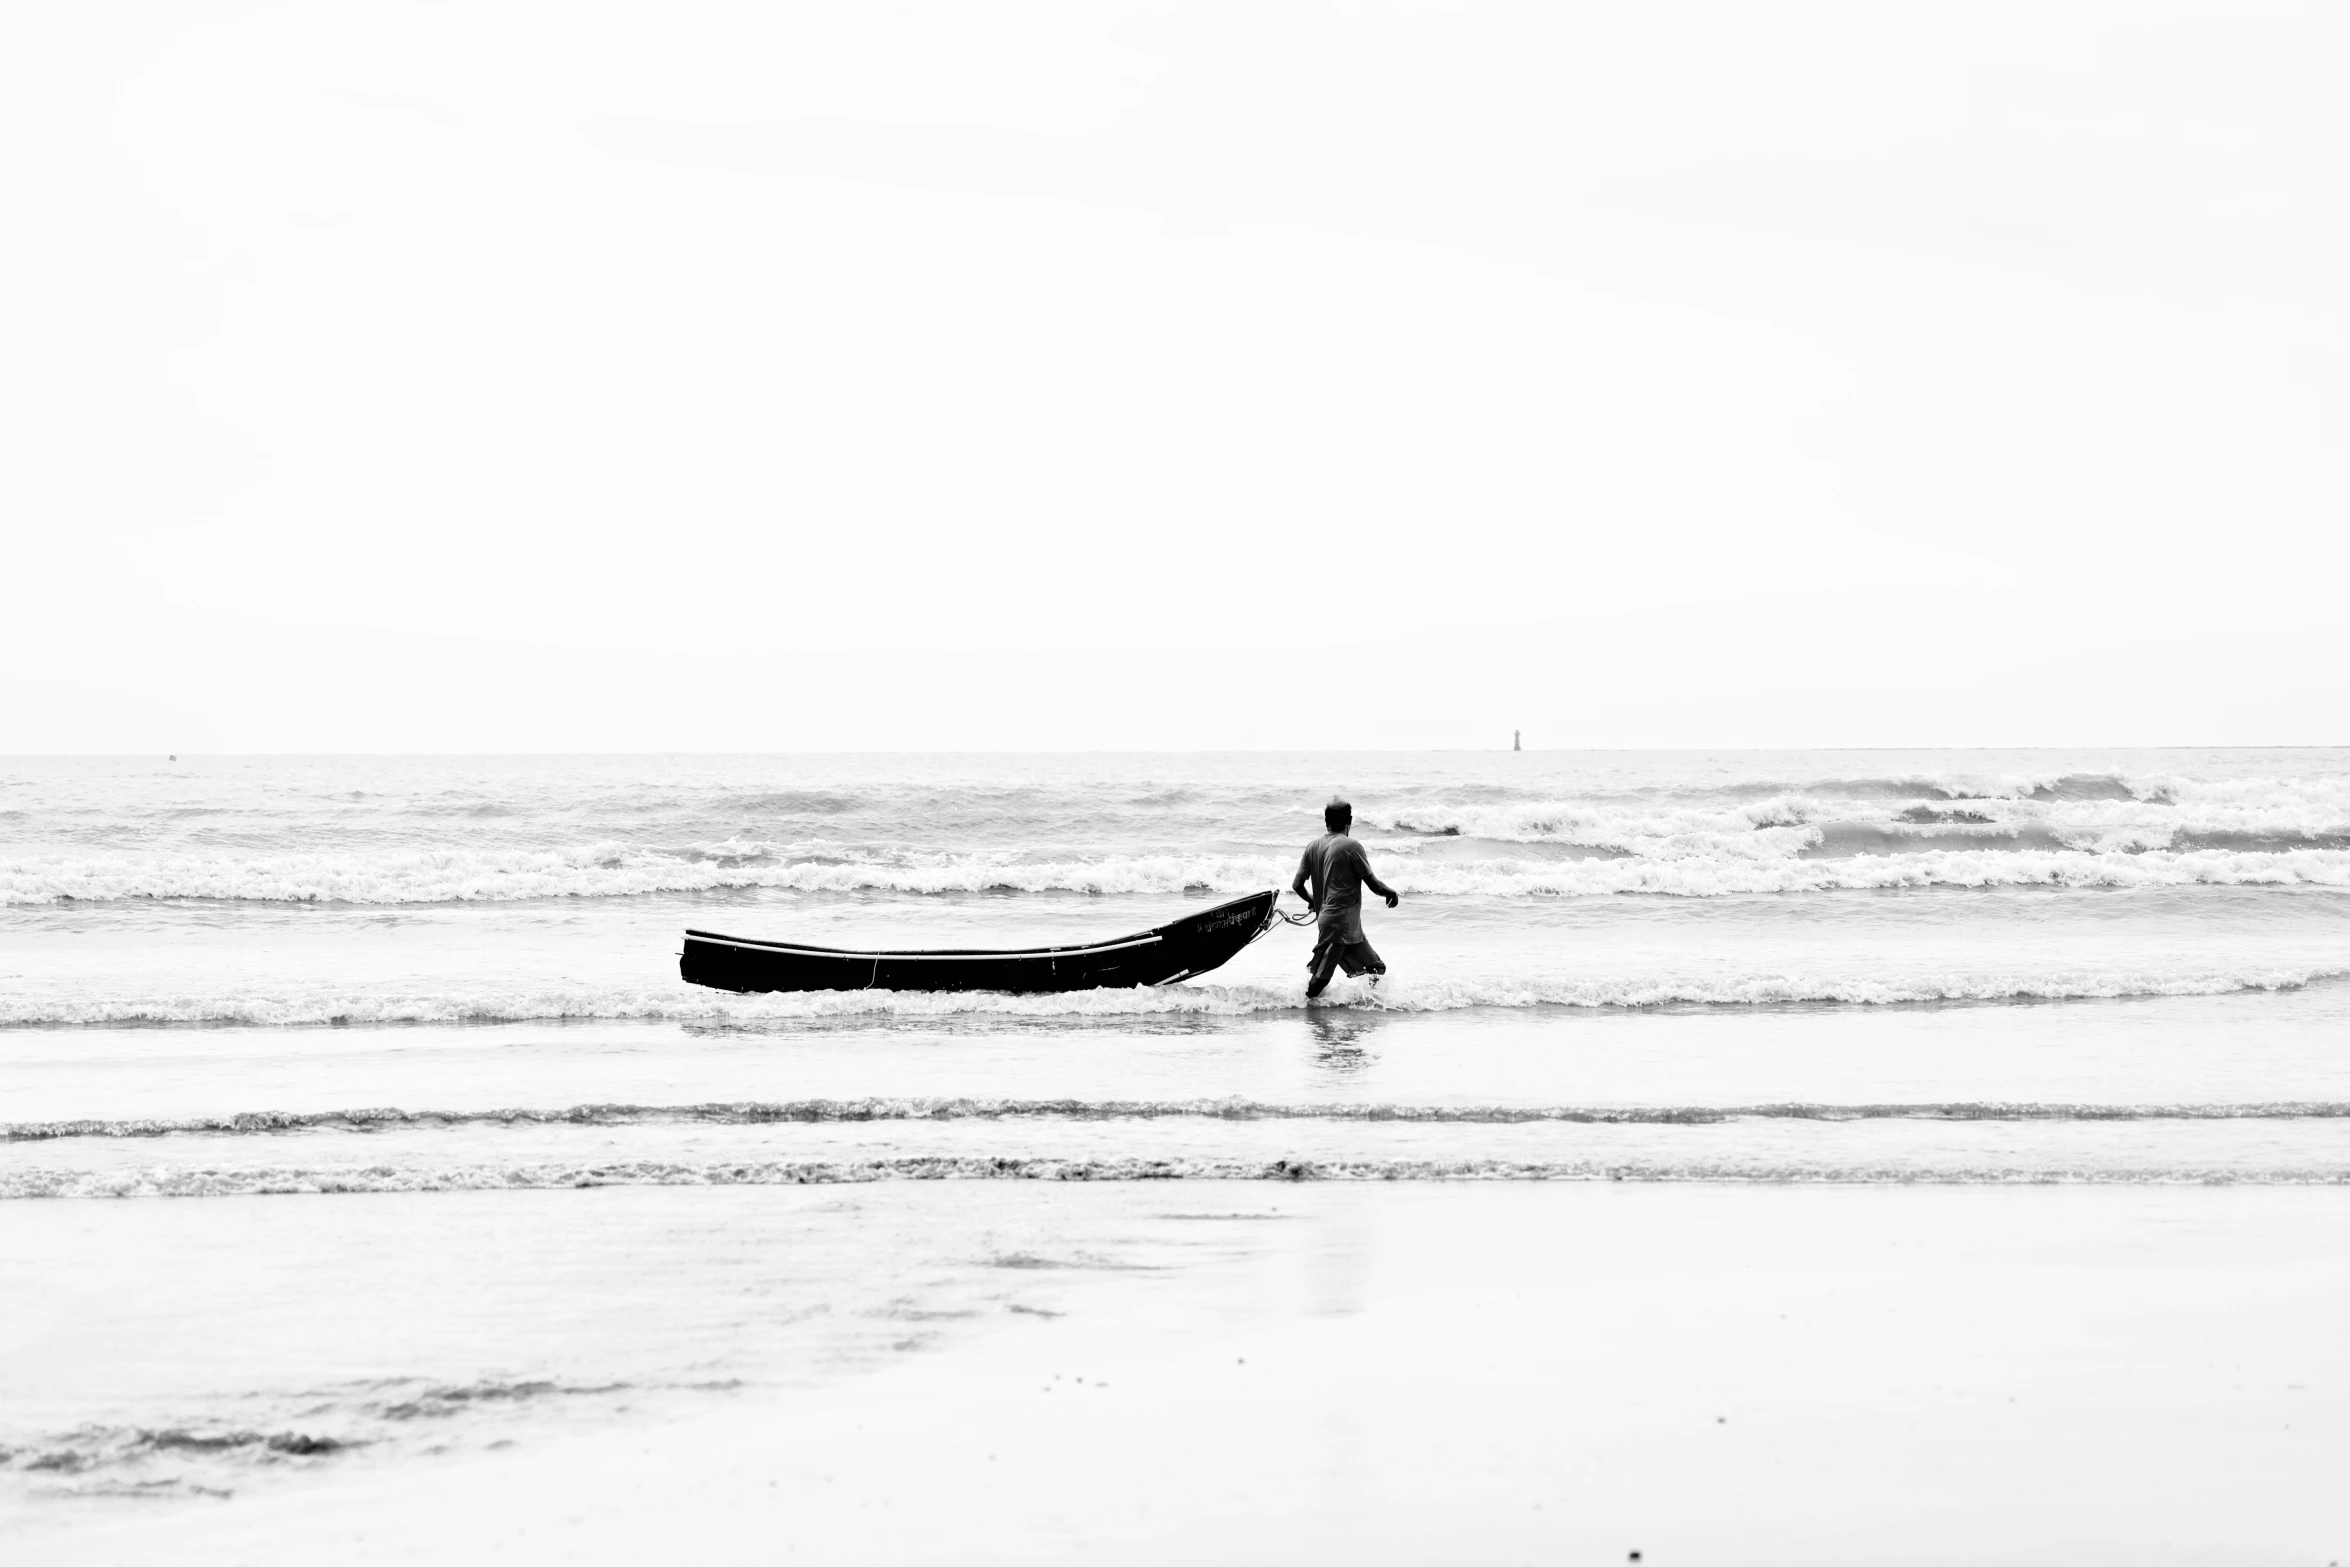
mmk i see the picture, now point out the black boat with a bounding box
[680,889,1283,995]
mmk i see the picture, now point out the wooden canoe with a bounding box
[679,889,1281,995]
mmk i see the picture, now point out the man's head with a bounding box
[1324,796,1352,834]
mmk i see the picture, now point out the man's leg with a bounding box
[1306,931,1344,999]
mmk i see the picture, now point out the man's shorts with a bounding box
[1307,928,1386,994]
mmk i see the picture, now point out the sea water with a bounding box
[4,749,2348,1509]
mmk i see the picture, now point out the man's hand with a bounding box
[1384,890,1400,909]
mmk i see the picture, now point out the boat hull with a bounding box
[680,890,1281,995]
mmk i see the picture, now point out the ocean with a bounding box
[5,748,2349,1532]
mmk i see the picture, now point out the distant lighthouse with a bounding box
[1512,730,1521,752]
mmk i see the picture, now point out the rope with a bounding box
[1244,898,1317,950]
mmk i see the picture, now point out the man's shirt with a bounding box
[1297,832,1376,919]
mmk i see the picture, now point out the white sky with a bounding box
[4,0,2345,751]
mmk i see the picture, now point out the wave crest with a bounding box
[15,1097,2348,1143]
[8,1156,2344,1199]
[11,841,2350,907]
[4,962,2342,1029]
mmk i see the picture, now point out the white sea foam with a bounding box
[5,962,2342,1027]
[0,846,1283,905]
[11,839,2350,906]
[1383,783,2350,855]
[8,1155,2345,1199]
[13,1099,2343,1142]
[10,756,2350,905]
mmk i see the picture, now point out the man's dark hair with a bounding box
[1324,801,1352,833]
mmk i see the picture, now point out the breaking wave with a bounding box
[4,961,2345,1027]
[9,764,2350,905]
[14,1098,2348,1143]
[7,1156,2345,1198]
[1381,777,2350,857]
[1,846,1271,905]
[10,842,2350,906]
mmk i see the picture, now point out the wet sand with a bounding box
[15,1182,2348,1565]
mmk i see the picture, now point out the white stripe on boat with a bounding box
[686,933,1163,960]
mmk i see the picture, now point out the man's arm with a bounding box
[1353,843,1401,908]
[1290,850,1318,911]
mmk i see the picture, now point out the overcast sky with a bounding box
[4,0,2344,752]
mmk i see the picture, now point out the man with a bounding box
[1290,795,1400,1000]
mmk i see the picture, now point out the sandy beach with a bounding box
[12,1182,2345,1565]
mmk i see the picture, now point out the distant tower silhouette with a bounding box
[1512,730,1521,752]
